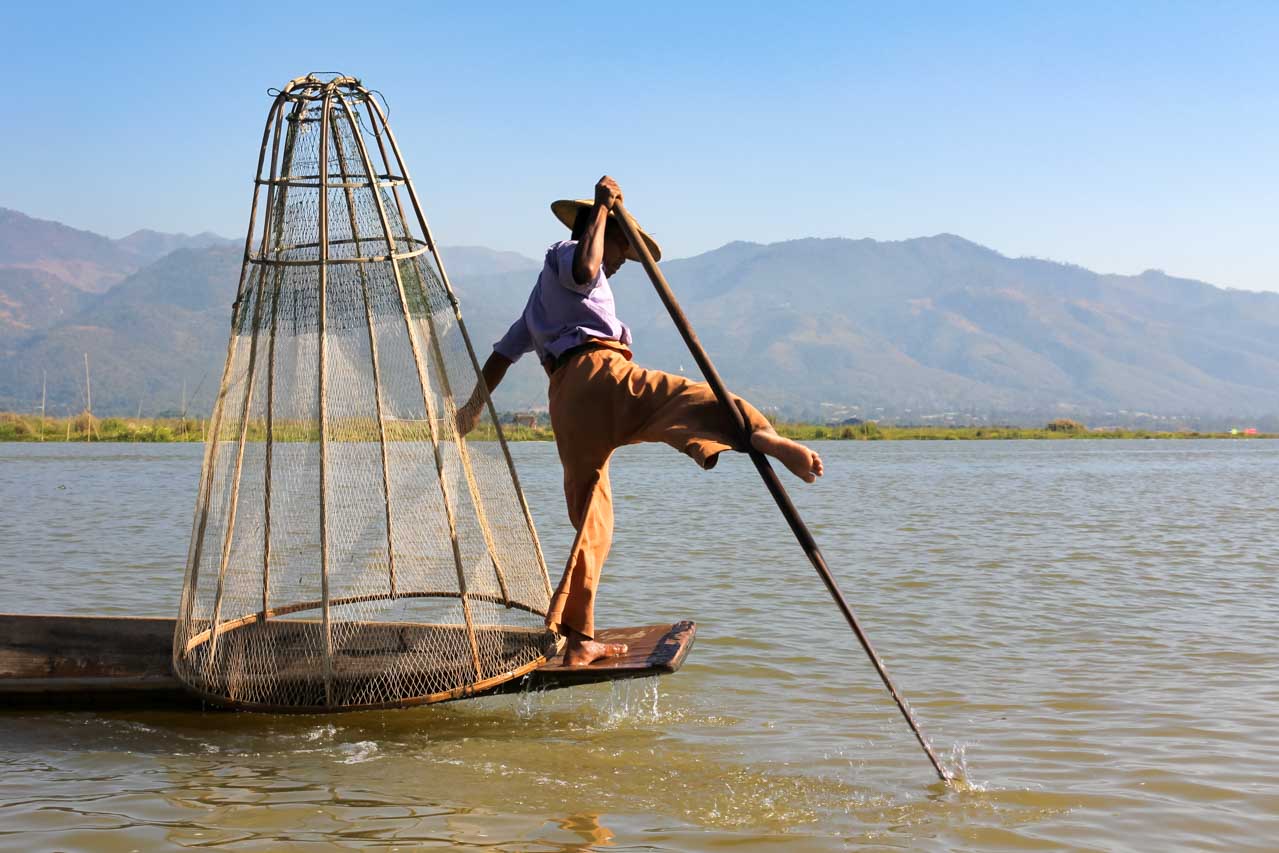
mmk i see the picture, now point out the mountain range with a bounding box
[0,207,234,294]
[2,207,1277,429]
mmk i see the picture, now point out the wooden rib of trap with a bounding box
[0,614,695,712]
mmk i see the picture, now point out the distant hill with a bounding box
[0,210,239,412]
[605,236,1279,425]
[0,208,141,293]
[3,246,242,416]
[0,240,544,417]
[2,209,1277,428]
[0,208,234,293]
[0,268,92,356]
[115,228,236,264]
[438,246,540,278]
[462,236,1279,427]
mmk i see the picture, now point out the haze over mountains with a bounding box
[2,207,1277,429]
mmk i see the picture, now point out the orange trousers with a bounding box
[544,341,772,639]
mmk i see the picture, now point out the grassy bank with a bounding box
[1,412,1272,443]
[772,422,1274,441]
[0,412,561,443]
[0,413,208,442]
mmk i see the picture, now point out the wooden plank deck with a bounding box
[0,613,695,711]
[536,621,696,682]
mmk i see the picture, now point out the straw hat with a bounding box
[550,199,663,262]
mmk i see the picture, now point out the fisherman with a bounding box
[458,176,823,665]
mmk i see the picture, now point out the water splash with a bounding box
[943,743,986,793]
[512,675,663,728]
[515,675,550,720]
[303,724,339,743]
[338,741,381,764]
[602,678,661,726]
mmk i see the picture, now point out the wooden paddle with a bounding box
[613,201,953,785]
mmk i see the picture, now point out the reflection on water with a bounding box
[2,440,1279,850]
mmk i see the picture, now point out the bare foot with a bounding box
[562,632,629,666]
[750,430,824,483]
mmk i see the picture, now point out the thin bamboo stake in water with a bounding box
[613,201,953,786]
[83,353,93,442]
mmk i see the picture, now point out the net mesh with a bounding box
[173,76,554,710]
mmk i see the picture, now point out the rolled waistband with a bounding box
[544,340,630,375]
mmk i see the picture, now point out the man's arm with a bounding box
[456,351,512,435]
[572,176,622,285]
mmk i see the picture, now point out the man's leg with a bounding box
[746,428,825,483]
[541,348,820,665]
[623,364,823,481]
[545,459,628,664]
[544,350,632,665]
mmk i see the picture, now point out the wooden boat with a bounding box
[0,614,695,711]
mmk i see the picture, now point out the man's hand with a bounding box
[594,175,622,210]
[576,176,622,284]
[455,352,512,437]
[455,398,483,437]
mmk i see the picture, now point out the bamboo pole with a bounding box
[260,91,293,620]
[204,206,281,662]
[363,92,554,602]
[204,249,271,666]
[333,90,483,680]
[178,90,288,639]
[613,201,953,786]
[330,107,399,599]
[259,91,310,618]
[354,94,512,605]
[204,90,298,663]
[317,85,336,707]
[422,302,513,605]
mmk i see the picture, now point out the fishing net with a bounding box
[173,75,555,710]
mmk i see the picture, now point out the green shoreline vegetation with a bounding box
[1,412,1273,443]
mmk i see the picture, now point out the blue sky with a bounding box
[4,2,1276,291]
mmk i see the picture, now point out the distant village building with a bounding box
[508,412,541,429]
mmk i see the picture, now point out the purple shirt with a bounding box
[494,240,632,364]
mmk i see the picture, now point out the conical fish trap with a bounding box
[173,75,555,711]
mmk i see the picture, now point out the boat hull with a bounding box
[0,613,695,711]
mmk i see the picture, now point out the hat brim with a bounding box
[550,199,662,263]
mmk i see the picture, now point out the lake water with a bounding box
[2,439,1277,851]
